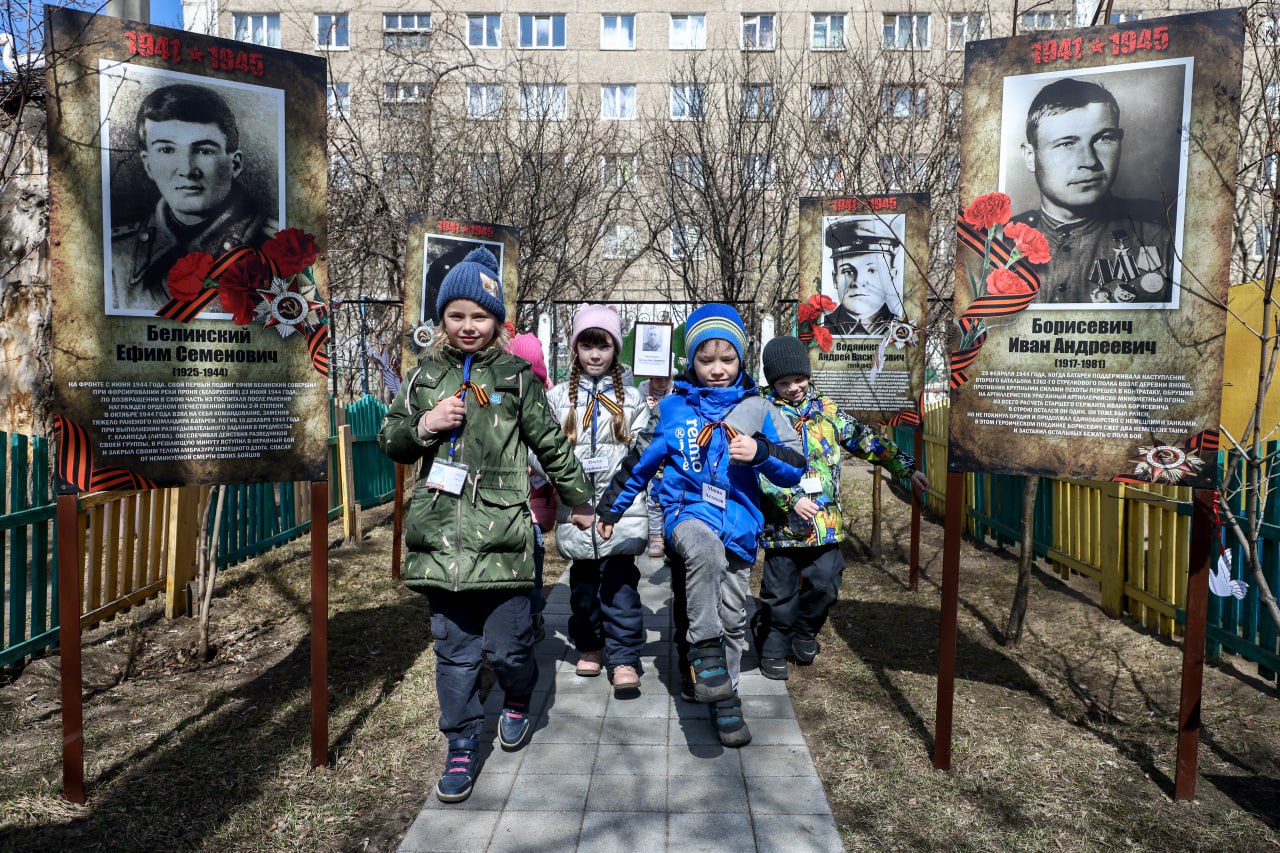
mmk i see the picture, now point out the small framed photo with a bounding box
[632,321,673,378]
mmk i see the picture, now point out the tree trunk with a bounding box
[198,485,226,662]
[1005,475,1040,645]
[870,465,882,556]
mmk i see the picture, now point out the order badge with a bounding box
[702,482,727,509]
[426,460,469,495]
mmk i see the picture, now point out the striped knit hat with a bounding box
[684,303,747,364]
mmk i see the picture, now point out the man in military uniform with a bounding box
[1013,78,1175,306]
[822,217,905,336]
[110,84,277,312]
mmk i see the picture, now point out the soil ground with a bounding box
[0,464,1276,852]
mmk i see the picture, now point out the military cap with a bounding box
[825,218,899,259]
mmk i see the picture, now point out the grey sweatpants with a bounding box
[668,518,752,689]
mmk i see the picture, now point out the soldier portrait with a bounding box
[420,233,504,324]
[100,63,285,316]
[819,214,907,336]
[999,60,1191,309]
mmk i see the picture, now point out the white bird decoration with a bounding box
[1208,552,1248,600]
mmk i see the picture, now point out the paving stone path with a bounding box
[398,553,843,853]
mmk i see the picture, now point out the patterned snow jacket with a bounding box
[759,387,915,549]
[378,345,591,593]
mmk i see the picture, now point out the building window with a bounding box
[330,152,353,190]
[1252,224,1274,260]
[233,13,280,48]
[945,85,962,119]
[947,13,985,50]
[883,13,930,49]
[882,85,926,119]
[468,152,501,186]
[601,85,637,120]
[327,82,350,117]
[808,156,842,192]
[601,14,635,50]
[741,84,774,120]
[603,223,638,258]
[673,154,704,188]
[670,84,705,120]
[1265,9,1280,45]
[742,13,776,50]
[810,85,845,121]
[601,154,637,188]
[385,82,430,102]
[468,14,501,48]
[315,13,349,50]
[1263,153,1279,190]
[878,153,926,191]
[1109,11,1144,23]
[519,84,568,120]
[1020,11,1069,32]
[742,154,774,189]
[384,13,431,49]
[467,84,503,119]
[519,13,566,49]
[1267,81,1280,119]
[811,14,844,49]
[383,152,422,189]
[670,14,706,49]
[671,224,705,259]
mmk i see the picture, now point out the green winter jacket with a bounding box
[379,345,591,593]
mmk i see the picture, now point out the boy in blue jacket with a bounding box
[597,304,804,746]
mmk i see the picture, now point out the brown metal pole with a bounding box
[392,463,404,580]
[870,465,882,556]
[57,493,85,804]
[909,424,924,591]
[1174,488,1213,801]
[311,481,329,768]
[934,470,965,771]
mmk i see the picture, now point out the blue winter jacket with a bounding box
[599,373,805,563]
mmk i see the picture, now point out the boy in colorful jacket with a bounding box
[755,336,929,680]
[597,304,804,746]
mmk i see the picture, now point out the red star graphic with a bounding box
[1091,38,1104,53]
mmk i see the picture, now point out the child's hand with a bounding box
[420,397,465,436]
[597,521,614,540]
[728,434,758,463]
[909,470,931,497]
[569,504,594,530]
[794,497,821,521]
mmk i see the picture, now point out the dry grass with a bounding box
[0,473,1276,852]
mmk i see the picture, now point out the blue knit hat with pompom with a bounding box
[436,247,505,322]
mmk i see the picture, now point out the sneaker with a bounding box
[532,614,546,643]
[646,534,665,558]
[791,637,819,665]
[679,665,697,703]
[710,696,752,748]
[498,698,533,751]
[434,738,479,803]
[689,639,735,703]
[575,649,603,677]
[759,657,789,681]
[611,664,641,695]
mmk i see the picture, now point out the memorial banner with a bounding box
[949,10,1243,488]
[401,214,519,367]
[797,194,929,425]
[47,8,329,490]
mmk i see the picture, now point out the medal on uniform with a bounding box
[1110,231,1138,281]
[1136,246,1165,294]
[1088,259,1114,285]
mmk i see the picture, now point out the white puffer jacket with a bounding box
[545,373,650,560]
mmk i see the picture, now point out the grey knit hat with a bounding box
[762,336,811,386]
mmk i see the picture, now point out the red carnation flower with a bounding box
[1003,222,1052,265]
[986,268,1032,296]
[262,228,319,277]
[167,252,214,302]
[808,293,837,313]
[217,252,270,325]
[797,302,822,323]
[963,192,1012,230]
[812,325,834,352]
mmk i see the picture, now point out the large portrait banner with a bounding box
[47,8,330,490]
[401,214,520,367]
[948,11,1243,488]
[798,195,929,425]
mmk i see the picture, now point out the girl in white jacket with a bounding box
[546,305,650,693]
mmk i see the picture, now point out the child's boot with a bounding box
[689,638,735,703]
[709,694,752,748]
[498,697,534,751]
[791,636,819,665]
[434,738,479,803]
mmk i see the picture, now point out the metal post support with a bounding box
[933,470,965,771]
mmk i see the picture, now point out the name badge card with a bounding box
[583,456,610,475]
[426,460,469,495]
[800,476,823,494]
[702,483,727,509]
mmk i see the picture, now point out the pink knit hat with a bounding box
[507,333,551,388]
[571,304,623,352]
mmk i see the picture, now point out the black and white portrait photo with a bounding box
[819,214,907,337]
[420,233,505,324]
[999,59,1191,309]
[631,321,673,377]
[99,61,286,316]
